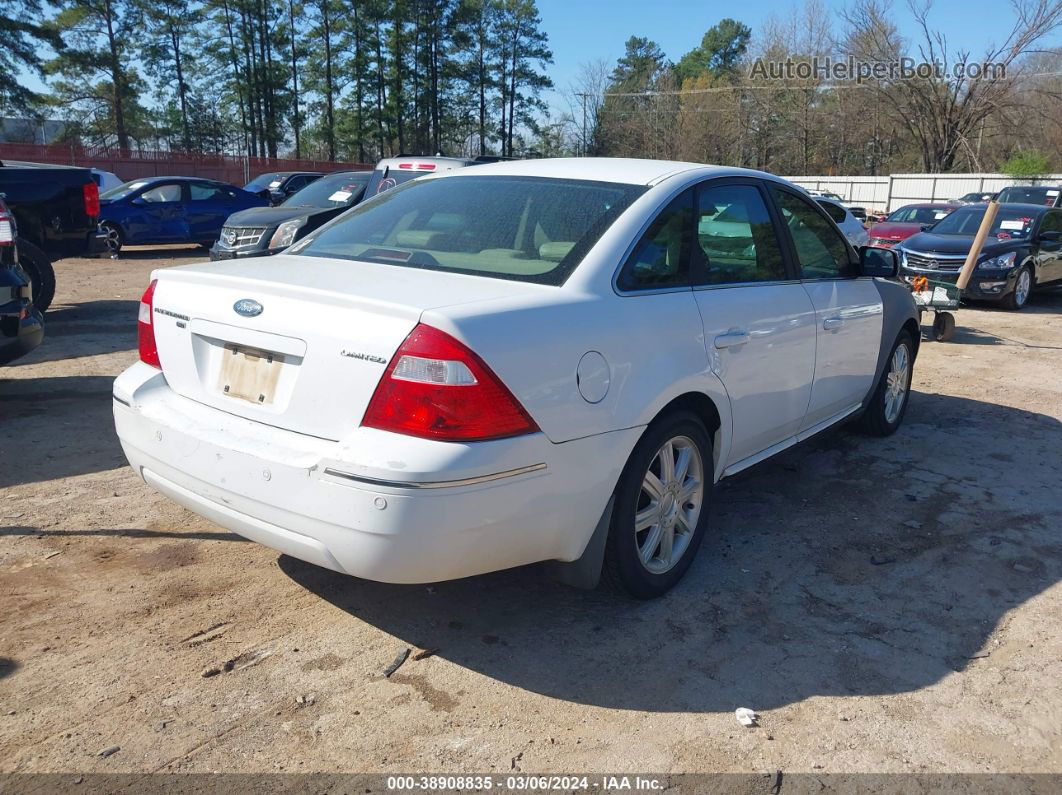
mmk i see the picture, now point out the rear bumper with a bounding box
[0,306,44,365]
[209,245,275,261]
[112,362,636,583]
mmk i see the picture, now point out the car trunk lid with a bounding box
[149,254,532,440]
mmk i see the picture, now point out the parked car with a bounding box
[868,203,959,248]
[897,203,1062,310]
[0,159,105,311]
[0,198,44,365]
[211,170,372,260]
[995,185,1062,208]
[115,158,918,598]
[243,172,323,205]
[957,191,997,204]
[815,197,869,246]
[98,177,268,254]
[90,169,124,193]
[806,189,844,202]
[363,155,479,198]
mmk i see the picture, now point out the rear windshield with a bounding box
[929,206,1042,239]
[282,172,370,208]
[887,205,954,224]
[364,167,436,197]
[997,186,1059,206]
[292,175,646,285]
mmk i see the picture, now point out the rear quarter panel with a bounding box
[423,288,734,472]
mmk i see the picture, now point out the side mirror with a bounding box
[1038,230,1061,243]
[269,190,286,205]
[858,245,899,278]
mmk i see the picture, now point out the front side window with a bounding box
[617,190,693,290]
[1038,211,1062,235]
[139,183,182,203]
[772,187,851,279]
[295,175,646,285]
[695,183,786,285]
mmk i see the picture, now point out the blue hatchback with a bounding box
[97,177,268,254]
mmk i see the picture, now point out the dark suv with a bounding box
[0,198,45,364]
[996,185,1062,208]
[212,171,372,260]
[897,203,1062,310]
[243,171,324,206]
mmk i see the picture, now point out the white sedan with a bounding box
[113,158,919,598]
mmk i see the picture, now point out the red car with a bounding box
[868,203,959,248]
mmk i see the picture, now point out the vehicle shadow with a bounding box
[13,300,140,365]
[0,376,126,488]
[113,245,207,261]
[0,525,243,543]
[0,657,18,680]
[281,390,1062,712]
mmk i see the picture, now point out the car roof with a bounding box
[900,202,959,209]
[434,157,780,186]
[963,202,1050,213]
[374,156,475,168]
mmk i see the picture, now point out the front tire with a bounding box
[1001,264,1032,311]
[859,330,914,436]
[602,411,713,599]
[17,238,56,312]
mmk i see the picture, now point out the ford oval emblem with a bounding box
[233,299,263,318]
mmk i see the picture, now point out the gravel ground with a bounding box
[1,247,1060,776]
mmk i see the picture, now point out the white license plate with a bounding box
[218,344,284,405]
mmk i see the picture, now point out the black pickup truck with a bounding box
[0,160,106,310]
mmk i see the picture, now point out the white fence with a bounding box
[785,173,1062,212]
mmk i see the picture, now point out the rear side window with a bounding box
[772,188,851,279]
[696,183,786,285]
[617,190,693,291]
[189,183,228,201]
[295,175,646,285]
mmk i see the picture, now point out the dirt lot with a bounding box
[1,248,1061,777]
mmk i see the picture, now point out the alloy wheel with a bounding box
[634,435,705,574]
[884,342,911,424]
[1014,268,1031,307]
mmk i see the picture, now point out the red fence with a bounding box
[0,142,372,186]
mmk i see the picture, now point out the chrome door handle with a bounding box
[714,330,750,349]
[823,317,844,331]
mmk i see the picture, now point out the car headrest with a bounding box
[539,241,575,262]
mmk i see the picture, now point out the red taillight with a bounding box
[0,198,13,247]
[362,324,538,442]
[83,182,100,218]
[138,279,160,368]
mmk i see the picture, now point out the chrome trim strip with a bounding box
[323,462,547,490]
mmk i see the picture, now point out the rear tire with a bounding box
[17,238,56,312]
[859,330,914,437]
[602,411,713,599]
[100,221,123,255]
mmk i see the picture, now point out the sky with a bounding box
[15,0,1060,122]
[536,0,1060,114]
